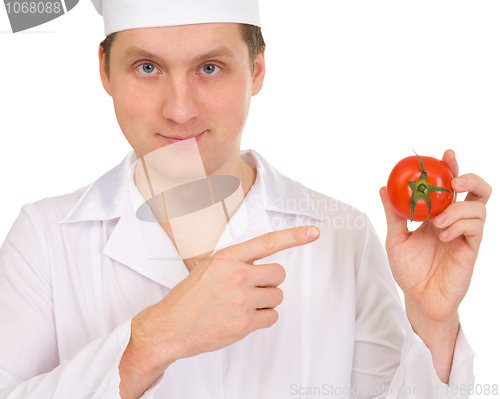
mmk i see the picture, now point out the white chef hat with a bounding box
[90,0,262,37]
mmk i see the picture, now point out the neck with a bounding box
[134,148,257,210]
[133,148,257,262]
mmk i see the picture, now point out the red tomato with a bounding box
[387,154,455,222]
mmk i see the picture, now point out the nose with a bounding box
[161,76,199,125]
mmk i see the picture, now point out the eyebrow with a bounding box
[121,45,236,65]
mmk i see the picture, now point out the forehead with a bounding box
[111,23,247,63]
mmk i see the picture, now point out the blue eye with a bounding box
[201,64,220,75]
[138,63,157,75]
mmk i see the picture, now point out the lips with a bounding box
[157,130,207,144]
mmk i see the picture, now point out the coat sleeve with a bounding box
[0,204,164,399]
[350,214,475,399]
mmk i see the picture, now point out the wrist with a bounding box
[404,296,460,338]
[118,315,178,399]
[405,297,460,385]
[130,310,183,371]
[119,337,166,399]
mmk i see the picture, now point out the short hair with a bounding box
[100,23,265,79]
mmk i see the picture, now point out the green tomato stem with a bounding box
[408,151,451,223]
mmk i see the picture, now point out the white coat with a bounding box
[0,149,474,398]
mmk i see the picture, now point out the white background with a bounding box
[1,0,499,394]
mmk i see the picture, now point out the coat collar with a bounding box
[57,149,324,288]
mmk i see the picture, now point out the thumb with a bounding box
[379,186,410,251]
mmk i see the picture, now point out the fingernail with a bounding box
[307,226,319,238]
[454,177,466,186]
[434,213,446,225]
[441,229,449,239]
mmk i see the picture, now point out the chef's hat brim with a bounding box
[90,0,261,37]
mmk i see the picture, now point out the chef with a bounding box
[0,0,492,398]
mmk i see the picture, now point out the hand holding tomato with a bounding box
[379,149,491,382]
[380,149,491,317]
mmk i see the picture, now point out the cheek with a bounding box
[109,77,164,156]
[111,76,158,132]
[204,76,251,131]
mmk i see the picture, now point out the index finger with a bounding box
[220,225,320,264]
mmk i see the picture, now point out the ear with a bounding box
[251,47,266,96]
[98,46,112,97]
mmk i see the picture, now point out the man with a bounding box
[0,0,492,398]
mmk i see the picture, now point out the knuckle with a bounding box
[227,268,249,287]
[231,294,249,309]
[231,316,252,333]
[294,227,305,244]
[474,218,484,233]
[212,248,230,261]
[261,233,276,251]
[478,201,487,218]
[454,218,467,230]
